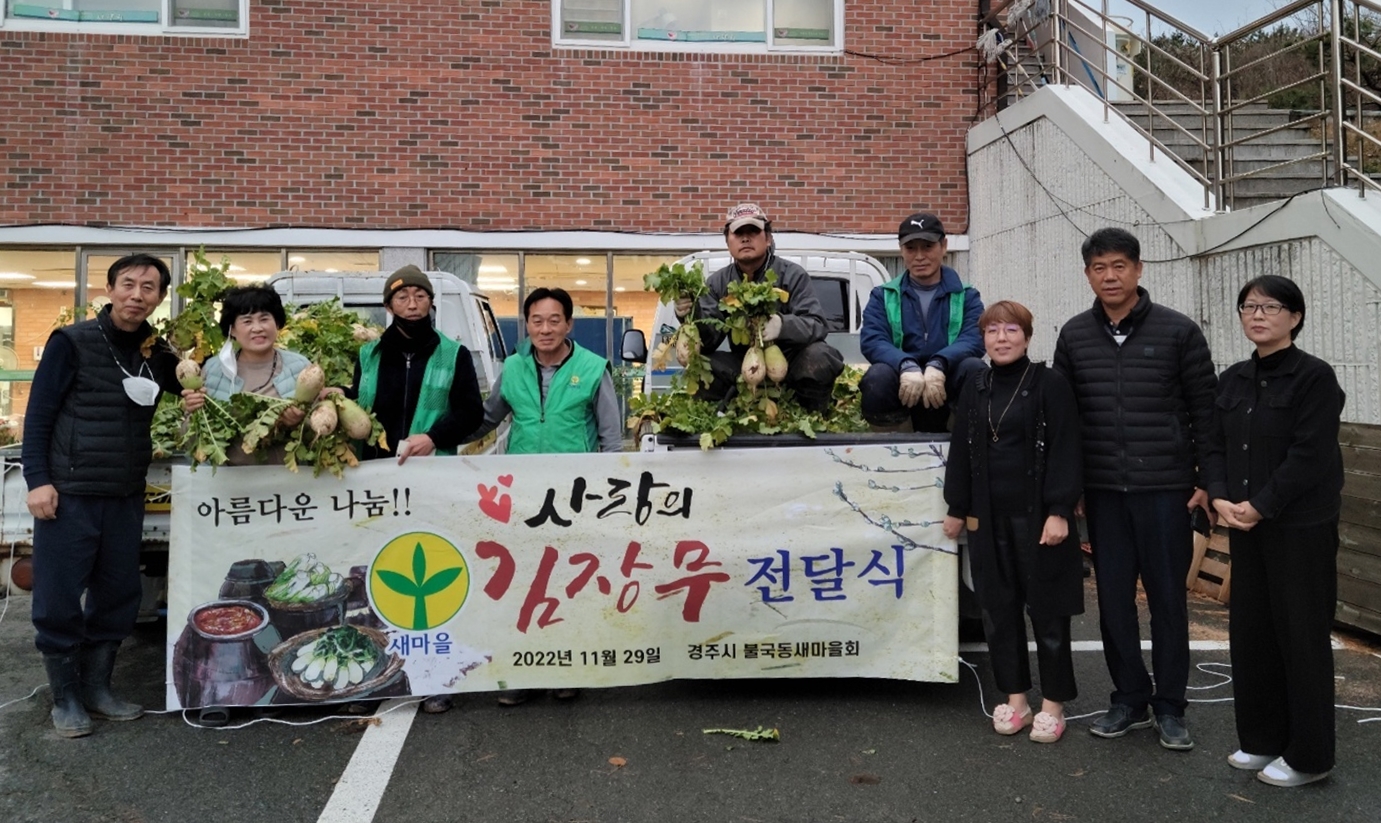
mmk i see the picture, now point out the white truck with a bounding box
[0,270,510,596]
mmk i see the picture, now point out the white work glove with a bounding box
[761,314,782,343]
[897,370,925,408]
[921,366,948,409]
[674,296,695,320]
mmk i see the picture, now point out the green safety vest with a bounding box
[881,274,971,349]
[501,341,608,455]
[356,335,461,456]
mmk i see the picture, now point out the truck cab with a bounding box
[623,249,891,393]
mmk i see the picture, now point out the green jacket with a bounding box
[357,335,460,456]
[501,341,608,455]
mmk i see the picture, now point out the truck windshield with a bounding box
[813,277,848,332]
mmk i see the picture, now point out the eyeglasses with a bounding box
[1238,302,1286,316]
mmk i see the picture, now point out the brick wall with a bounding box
[0,0,977,234]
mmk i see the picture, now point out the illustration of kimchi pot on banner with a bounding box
[165,445,958,709]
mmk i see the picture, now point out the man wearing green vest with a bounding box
[860,212,986,432]
[466,286,623,706]
[347,265,485,464]
[474,287,623,456]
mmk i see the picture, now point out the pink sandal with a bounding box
[1029,711,1066,743]
[992,704,1033,735]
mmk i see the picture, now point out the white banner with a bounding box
[166,444,957,709]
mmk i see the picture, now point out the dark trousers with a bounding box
[704,340,844,411]
[981,514,1077,702]
[31,492,146,655]
[859,357,984,432]
[1230,521,1338,773]
[1085,489,1193,717]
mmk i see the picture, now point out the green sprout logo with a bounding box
[369,533,469,631]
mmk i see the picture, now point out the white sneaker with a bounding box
[1256,756,1330,787]
[1227,750,1274,771]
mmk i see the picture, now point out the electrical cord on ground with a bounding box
[0,540,15,630]
[167,696,424,730]
[0,685,44,712]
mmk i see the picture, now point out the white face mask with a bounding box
[122,375,160,407]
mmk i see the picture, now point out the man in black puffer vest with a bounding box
[1053,228,1217,753]
[22,254,182,738]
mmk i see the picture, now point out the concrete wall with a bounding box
[967,85,1381,424]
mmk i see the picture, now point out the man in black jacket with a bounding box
[1053,228,1217,752]
[23,254,183,737]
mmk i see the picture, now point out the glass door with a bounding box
[79,250,179,328]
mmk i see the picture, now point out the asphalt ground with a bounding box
[2,576,1379,823]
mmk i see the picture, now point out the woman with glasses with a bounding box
[1203,275,1345,787]
[943,301,1084,744]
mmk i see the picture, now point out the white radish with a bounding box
[303,657,324,683]
[347,660,365,685]
[333,666,351,690]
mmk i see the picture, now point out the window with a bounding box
[555,0,840,52]
[3,0,246,35]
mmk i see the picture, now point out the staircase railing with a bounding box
[977,0,1381,210]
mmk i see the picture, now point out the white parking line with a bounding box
[317,699,419,823]
[959,640,1233,653]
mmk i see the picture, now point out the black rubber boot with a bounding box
[42,653,93,738]
[79,642,143,721]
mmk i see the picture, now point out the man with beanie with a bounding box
[675,203,845,411]
[22,253,184,737]
[859,213,985,432]
[346,265,485,465]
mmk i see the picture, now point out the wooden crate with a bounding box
[1187,526,1232,604]
[1337,422,1381,635]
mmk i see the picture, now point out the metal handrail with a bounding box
[978,0,1381,207]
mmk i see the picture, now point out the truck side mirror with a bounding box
[621,329,648,364]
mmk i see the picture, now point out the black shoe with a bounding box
[1154,714,1195,751]
[1089,704,1153,738]
[421,695,453,714]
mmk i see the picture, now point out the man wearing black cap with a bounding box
[859,213,985,432]
[674,202,845,411]
[346,264,484,466]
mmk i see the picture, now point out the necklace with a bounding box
[245,350,281,394]
[987,360,1033,443]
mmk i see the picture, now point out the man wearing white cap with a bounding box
[674,203,844,410]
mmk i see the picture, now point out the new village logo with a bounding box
[368,532,469,631]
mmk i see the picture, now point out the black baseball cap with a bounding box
[898,212,945,244]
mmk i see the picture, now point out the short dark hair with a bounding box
[218,285,287,337]
[524,287,573,320]
[108,253,172,293]
[977,300,1035,339]
[1081,228,1141,266]
[1237,275,1306,339]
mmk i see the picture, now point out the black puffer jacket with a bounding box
[1053,288,1217,492]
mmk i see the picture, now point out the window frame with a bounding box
[0,0,248,37]
[552,0,843,54]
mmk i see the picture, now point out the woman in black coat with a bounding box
[1204,275,1345,787]
[943,301,1084,744]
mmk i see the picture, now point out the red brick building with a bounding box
[0,0,977,421]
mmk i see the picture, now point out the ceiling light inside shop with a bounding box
[575,258,592,266]
[288,256,307,264]
[614,287,626,292]
[477,264,509,275]
[32,281,73,289]
[0,272,36,281]
[575,280,588,286]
